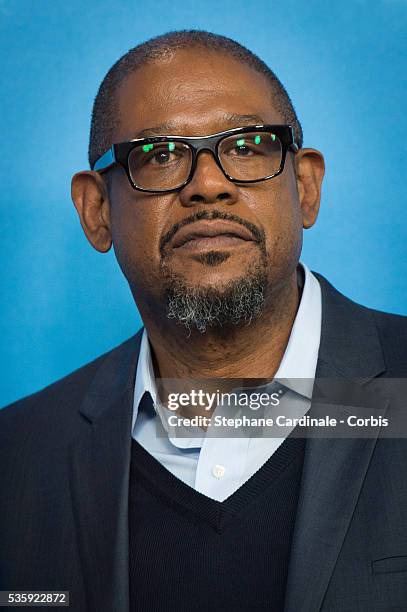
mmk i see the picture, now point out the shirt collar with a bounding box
[132,262,321,437]
[274,263,321,398]
[132,330,158,432]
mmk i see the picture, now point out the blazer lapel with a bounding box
[284,275,388,612]
[69,332,142,612]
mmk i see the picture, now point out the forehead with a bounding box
[115,49,284,141]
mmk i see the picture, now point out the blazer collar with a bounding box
[78,331,143,424]
[314,272,385,380]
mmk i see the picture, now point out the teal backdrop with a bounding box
[1,0,406,406]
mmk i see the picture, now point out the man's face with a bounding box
[79,49,323,330]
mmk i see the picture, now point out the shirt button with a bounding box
[212,464,226,479]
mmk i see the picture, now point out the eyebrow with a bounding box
[135,113,266,138]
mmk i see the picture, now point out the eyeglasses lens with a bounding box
[128,141,192,191]
[218,131,282,181]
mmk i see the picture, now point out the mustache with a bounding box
[159,209,266,255]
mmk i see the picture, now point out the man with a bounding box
[1,30,407,612]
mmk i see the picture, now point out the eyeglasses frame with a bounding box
[91,124,299,193]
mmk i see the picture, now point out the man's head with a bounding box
[72,30,324,335]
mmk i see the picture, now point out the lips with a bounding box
[171,220,256,249]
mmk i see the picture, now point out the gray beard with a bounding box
[159,209,269,334]
[164,263,268,334]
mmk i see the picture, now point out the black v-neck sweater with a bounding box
[128,435,306,612]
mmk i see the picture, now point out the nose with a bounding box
[178,150,239,207]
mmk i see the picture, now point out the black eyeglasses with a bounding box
[92,125,299,193]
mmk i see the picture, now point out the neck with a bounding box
[140,271,300,381]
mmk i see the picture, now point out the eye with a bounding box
[151,150,173,164]
[232,138,255,156]
[234,146,252,156]
[142,142,180,165]
[224,135,265,157]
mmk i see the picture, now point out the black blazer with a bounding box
[1,274,407,612]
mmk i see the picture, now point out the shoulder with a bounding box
[0,332,142,441]
[314,272,407,374]
[370,307,407,335]
[315,271,407,329]
[369,308,407,372]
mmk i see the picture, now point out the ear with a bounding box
[71,171,112,252]
[294,148,325,229]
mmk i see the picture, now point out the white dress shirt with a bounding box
[132,262,322,501]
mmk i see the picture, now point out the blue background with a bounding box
[1,0,406,406]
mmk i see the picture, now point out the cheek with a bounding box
[268,196,303,258]
[109,194,165,291]
[242,177,303,272]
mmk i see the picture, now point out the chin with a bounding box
[161,261,269,334]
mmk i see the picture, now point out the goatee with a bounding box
[164,263,268,334]
[159,208,269,334]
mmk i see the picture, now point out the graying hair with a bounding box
[165,271,267,334]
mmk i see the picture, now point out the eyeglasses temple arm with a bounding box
[92,146,116,172]
[289,127,299,152]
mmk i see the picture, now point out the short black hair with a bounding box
[88,30,303,168]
